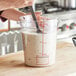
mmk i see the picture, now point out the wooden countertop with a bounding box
[0,42,76,76]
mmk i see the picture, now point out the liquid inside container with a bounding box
[20,13,58,67]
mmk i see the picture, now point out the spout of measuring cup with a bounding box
[19,15,35,29]
[19,16,26,28]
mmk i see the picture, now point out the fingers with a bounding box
[1,9,26,21]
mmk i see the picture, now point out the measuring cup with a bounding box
[20,12,58,67]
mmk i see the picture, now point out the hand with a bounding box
[1,9,26,21]
[0,0,34,10]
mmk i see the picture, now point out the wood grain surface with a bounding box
[0,42,76,76]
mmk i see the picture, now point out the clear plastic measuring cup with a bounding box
[20,12,58,67]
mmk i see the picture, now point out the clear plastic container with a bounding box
[20,13,58,67]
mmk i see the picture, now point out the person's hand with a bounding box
[12,0,34,8]
[1,9,26,21]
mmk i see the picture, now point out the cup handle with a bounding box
[72,37,76,47]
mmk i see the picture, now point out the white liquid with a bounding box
[23,32,57,67]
